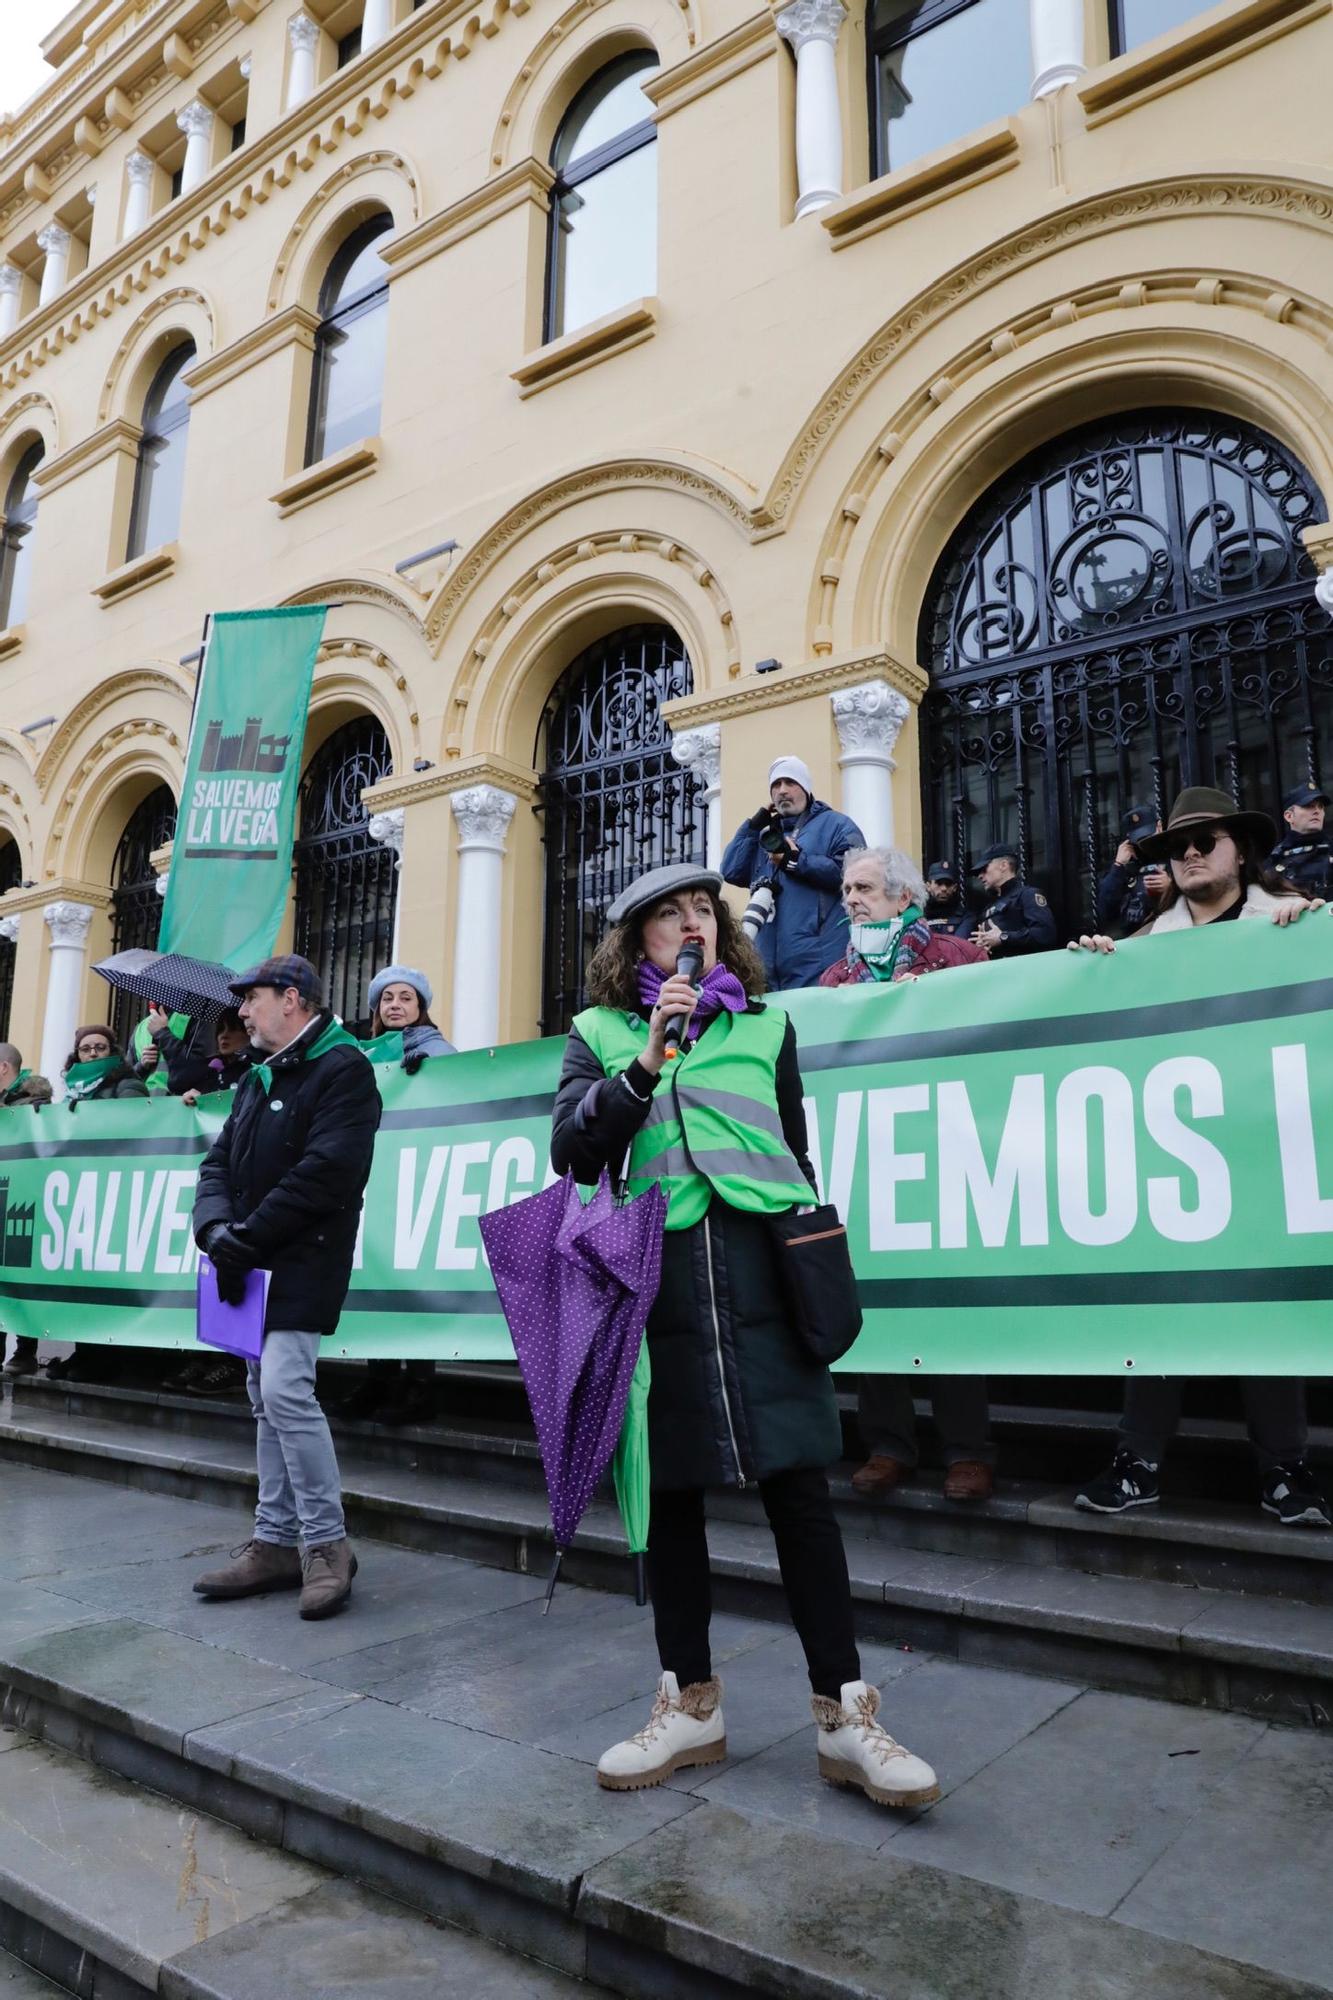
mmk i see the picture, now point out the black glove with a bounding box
[402,1050,426,1077]
[213,1263,247,1308]
[204,1222,255,1277]
[748,805,773,831]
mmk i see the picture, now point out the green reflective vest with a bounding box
[573,1003,813,1229]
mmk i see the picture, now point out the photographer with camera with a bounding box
[1096,805,1168,937]
[721,756,864,989]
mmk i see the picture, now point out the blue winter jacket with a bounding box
[721,797,865,989]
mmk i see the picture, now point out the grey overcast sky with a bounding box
[1,4,76,121]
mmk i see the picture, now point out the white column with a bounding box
[361,0,394,52]
[1316,571,1333,618]
[176,100,214,194]
[0,264,21,338]
[670,725,723,871]
[286,12,320,108]
[1029,0,1086,97]
[40,902,94,1093]
[830,681,910,849]
[368,807,405,958]
[36,225,70,307]
[123,150,154,238]
[449,786,517,1051]
[776,0,847,219]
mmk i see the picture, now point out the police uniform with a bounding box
[1267,785,1332,898]
[970,845,1058,956]
[1096,803,1165,937]
[922,862,975,939]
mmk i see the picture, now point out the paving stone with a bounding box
[0,1617,330,1755]
[0,1945,68,1996]
[875,1546,1005,1612]
[162,1877,589,1999]
[0,1579,109,1649]
[889,1687,1264,1915]
[961,1562,1215,1650]
[1180,1592,1333,1675]
[579,1803,1321,2000]
[0,1735,325,1993]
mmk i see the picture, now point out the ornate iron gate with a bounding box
[920,411,1330,933]
[109,785,178,1047]
[293,717,396,1031]
[0,840,21,1040]
[540,623,702,1033]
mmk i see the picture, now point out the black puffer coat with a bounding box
[550,1002,842,1490]
[193,1012,381,1334]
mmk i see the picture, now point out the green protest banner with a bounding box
[1,917,1331,1372]
[158,607,327,969]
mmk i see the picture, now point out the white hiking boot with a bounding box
[813,1680,940,1808]
[597,1671,725,1791]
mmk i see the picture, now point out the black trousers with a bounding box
[646,1467,860,1702]
[1120,1377,1307,1472]
[858,1373,995,1467]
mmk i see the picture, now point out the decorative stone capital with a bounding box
[450,785,517,852]
[240,55,253,80]
[831,680,910,759]
[177,99,214,141]
[154,873,168,899]
[0,915,20,945]
[36,223,70,258]
[670,723,722,793]
[367,806,406,861]
[43,900,94,947]
[126,150,154,188]
[288,10,320,53]
[1317,571,1333,619]
[776,0,846,54]
[0,263,21,297]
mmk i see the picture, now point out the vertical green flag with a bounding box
[159,607,327,969]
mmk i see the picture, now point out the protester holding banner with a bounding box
[192,955,382,1618]
[819,849,985,987]
[340,965,456,1427]
[551,861,938,1810]
[0,1045,51,1378]
[1072,787,1330,1527]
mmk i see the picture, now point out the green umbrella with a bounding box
[611,1339,651,1604]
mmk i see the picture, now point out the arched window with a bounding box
[128,345,195,560]
[306,215,392,466]
[0,841,22,1040]
[0,441,43,630]
[867,0,1030,179]
[919,409,1329,932]
[109,785,178,1047]
[1111,2,1205,55]
[546,54,659,342]
[293,717,396,1029]
[539,624,702,1032]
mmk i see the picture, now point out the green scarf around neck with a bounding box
[361,1029,405,1068]
[64,1055,121,1100]
[2,1069,31,1105]
[248,1014,363,1096]
[848,904,923,983]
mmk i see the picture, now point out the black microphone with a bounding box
[662,940,705,1060]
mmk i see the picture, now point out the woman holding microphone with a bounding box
[550,862,937,1808]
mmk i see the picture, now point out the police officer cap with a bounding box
[606,863,724,928]
[926,860,958,883]
[1282,782,1329,811]
[1120,804,1157,844]
[969,842,1020,876]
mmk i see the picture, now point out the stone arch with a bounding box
[98,287,215,424]
[491,2,693,174]
[278,576,429,769]
[51,731,183,890]
[307,636,419,777]
[0,393,58,482]
[266,152,423,315]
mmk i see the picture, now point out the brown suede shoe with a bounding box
[850,1454,911,1497]
[943,1460,994,1502]
[299,1539,358,1620]
[193,1538,302,1599]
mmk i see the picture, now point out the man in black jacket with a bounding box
[191,956,381,1619]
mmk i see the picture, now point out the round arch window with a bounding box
[306,214,392,466]
[128,346,195,560]
[0,439,44,629]
[546,53,659,342]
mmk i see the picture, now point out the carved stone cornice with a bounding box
[379,158,554,280]
[822,120,1021,250]
[362,753,540,814]
[1302,523,1333,572]
[670,723,722,791]
[1079,0,1330,126]
[643,13,776,121]
[185,304,319,403]
[43,899,97,945]
[663,652,927,731]
[34,416,140,497]
[450,784,519,852]
[831,680,910,756]
[35,666,192,794]
[0,879,111,919]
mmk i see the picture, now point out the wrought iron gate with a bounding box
[109,785,178,1047]
[0,840,21,1040]
[540,623,702,1033]
[293,717,396,1030]
[920,410,1330,933]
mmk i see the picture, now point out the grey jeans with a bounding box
[858,1374,996,1468]
[246,1330,346,1548]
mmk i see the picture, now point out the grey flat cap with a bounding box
[606,863,723,927]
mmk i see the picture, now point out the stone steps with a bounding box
[3,1392,1332,1726]
[0,1947,67,1996]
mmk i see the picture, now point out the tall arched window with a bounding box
[1111,2,1205,55]
[293,717,396,1029]
[0,841,21,1040]
[919,409,1329,933]
[546,54,659,342]
[109,786,178,1047]
[306,215,392,466]
[539,624,702,1032]
[0,441,43,629]
[128,345,195,559]
[868,0,1030,179]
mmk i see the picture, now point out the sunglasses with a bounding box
[1165,827,1230,863]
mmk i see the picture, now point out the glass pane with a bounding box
[145,345,194,430]
[875,0,1030,176]
[0,524,33,629]
[322,221,391,314]
[551,141,656,337]
[555,55,658,172]
[131,424,188,555]
[1115,1,1205,53]
[309,296,388,461]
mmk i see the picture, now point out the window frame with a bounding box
[866,0,1015,180]
[544,53,659,346]
[127,344,195,562]
[304,213,393,468]
[0,440,44,630]
[1107,0,1201,57]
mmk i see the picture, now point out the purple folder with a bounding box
[196,1256,269,1361]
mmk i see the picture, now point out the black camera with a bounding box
[758,808,792,860]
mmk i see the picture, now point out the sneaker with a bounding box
[162,1355,211,1392]
[2,1347,38,1377]
[336,1379,387,1424]
[1075,1448,1160,1514]
[597,1672,726,1791]
[1262,1463,1332,1528]
[813,1681,939,1808]
[183,1357,248,1400]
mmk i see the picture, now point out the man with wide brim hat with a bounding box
[1134,786,1275,867]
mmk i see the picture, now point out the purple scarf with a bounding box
[637,958,749,1029]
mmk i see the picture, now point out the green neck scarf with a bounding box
[249,1014,362,1096]
[65,1056,121,1100]
[848,905,923,983]
[361,1029,405,1068]
[2,1070,30,1105]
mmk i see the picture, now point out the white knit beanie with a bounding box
[769,755,814,799]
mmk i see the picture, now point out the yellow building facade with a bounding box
[0,0,1329,1069]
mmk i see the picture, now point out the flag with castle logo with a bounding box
[158,607,327,971]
